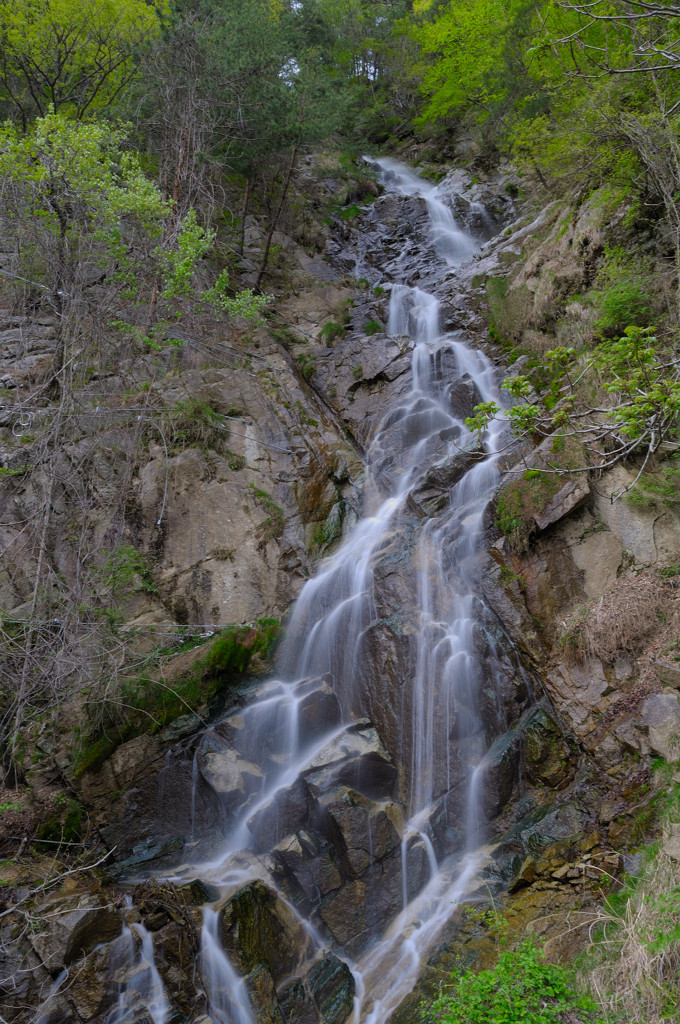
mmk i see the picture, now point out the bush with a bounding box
[590,248,655,338]
[427,938,599,1024]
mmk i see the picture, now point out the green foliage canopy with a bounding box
[0,0,165,122]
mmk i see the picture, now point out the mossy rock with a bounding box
[73,619,282,778]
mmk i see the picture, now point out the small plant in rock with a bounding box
[92,545,159,599]
[352,364,363,380]
[363,319,382,335]
[320,320,345,344]
[296,353,316,380]
[249,483,285,542]
[168,398,228,453]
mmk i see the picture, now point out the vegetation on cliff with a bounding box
[0,3,679,1023]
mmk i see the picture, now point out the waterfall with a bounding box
[105,920,170,1024]
[146,158,516,1023]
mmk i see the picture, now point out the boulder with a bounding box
[31,901,123,972]
[198,747,264,805]
[533,476,590,532]
[308,954,355,1024]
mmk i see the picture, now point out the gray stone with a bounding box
[198,747,264,803]
[654,660,680,689]
[533,476,590,531]
[636,692,680,761]
[409,444,484,516]
[569,531,622,599]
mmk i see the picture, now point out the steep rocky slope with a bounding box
[1,156,679,1024]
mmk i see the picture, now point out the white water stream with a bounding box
[120,158,511,1024]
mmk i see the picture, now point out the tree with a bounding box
[0,111,266,352]
[466,328,680,497]
[0,0,164,124]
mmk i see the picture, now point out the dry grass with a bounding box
[581,818,680,1024]
[562,572,677,664]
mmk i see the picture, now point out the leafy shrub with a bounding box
[590,248,655,337]
[427,938,598,1024]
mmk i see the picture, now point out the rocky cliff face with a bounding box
[2,157,679,1024]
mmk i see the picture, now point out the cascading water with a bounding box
[132,158,526,1024]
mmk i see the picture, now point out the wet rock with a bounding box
[308,953,355,1024]
[107,836,185,878]
[298,682,342,742]
[446,374,483,420]
[504,802,584,858]
[521,705,573,788]
[217,880,355,1024]
[177,878,221,905]
[318,837,429,957]
[278,979,318,1024]
[409,444,484,516]
[31,902,123,971]
[273,832,343,905]
[303,723,397,801]
[321,787,401,876]
[220,880,307,982]
[476,728,521,819]
[247,776,313,850]
[508,856,537,891]
[198,747,264,804]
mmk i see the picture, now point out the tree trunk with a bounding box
[255,146,298,291]
[239,176,251,259]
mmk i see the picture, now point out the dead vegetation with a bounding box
[561,571,678,665]
[582,813,680,1024]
